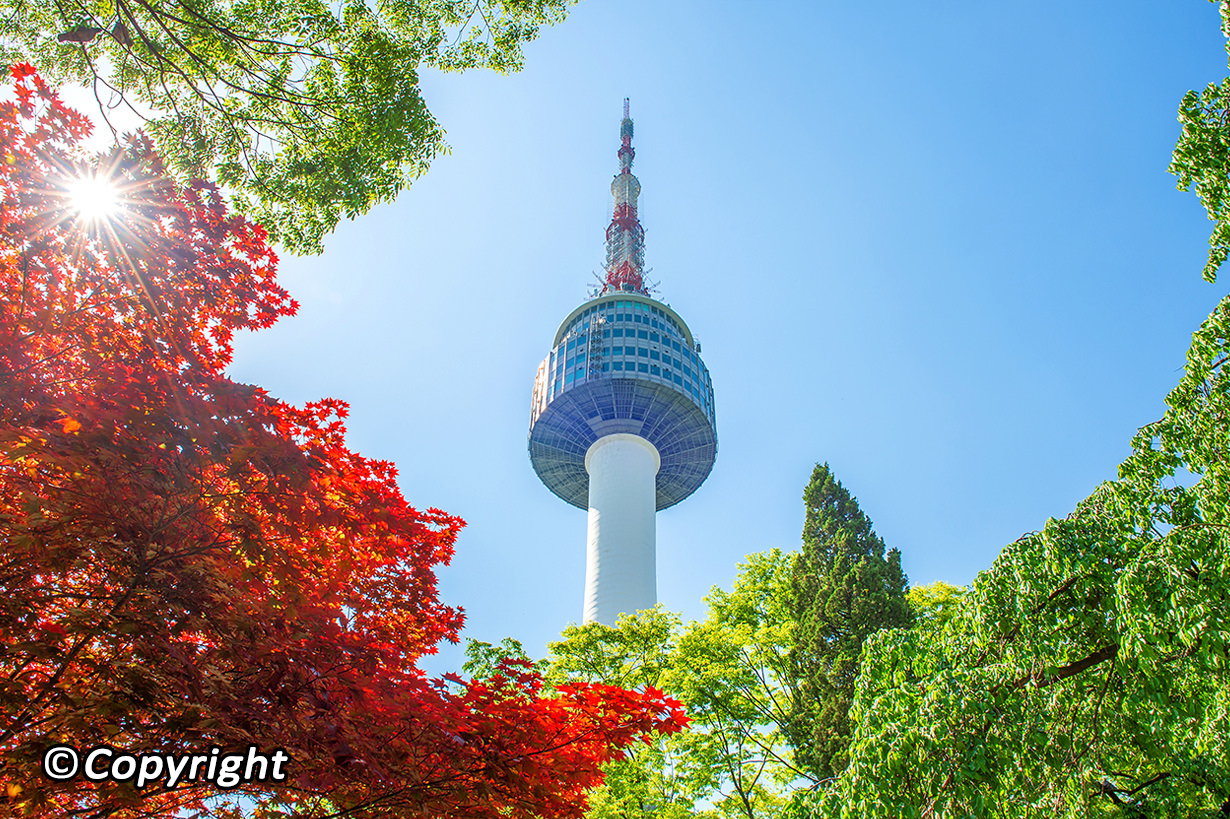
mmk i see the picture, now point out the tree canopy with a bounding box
[0,65,683,817]
[528,551,804,819]
[0,0,573,253]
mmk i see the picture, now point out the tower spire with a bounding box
[604,98,647,294]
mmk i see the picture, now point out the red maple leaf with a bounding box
[0,64,685,818]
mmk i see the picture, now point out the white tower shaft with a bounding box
[583,433,660,624]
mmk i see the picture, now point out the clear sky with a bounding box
[223,1,1229,672]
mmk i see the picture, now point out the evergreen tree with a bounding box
[786,464,911,780]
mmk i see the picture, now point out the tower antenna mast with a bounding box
[603,98,647,295]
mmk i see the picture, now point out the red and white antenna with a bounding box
[603,98,647,295]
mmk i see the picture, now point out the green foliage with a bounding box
[801,16,1230,805]
[787,464,912,781]
[547,607,681,693]
[0,0,573,253]
[463,636,545,681]
[1171,1,1230,282]
[545,553,805,819]
[812,311,1230,814]
[907,581,967,630]
[547,609,713,819]
[678,551,802,819]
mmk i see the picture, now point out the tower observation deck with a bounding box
[528,100,718,625]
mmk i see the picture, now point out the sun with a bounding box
[66,173,120,223]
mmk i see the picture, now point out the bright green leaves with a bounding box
[678,553,801,819]
[820,278,1230,818]
[798,230,1230,814]
[814,296,1230,816]
[0,0,573,253]
[907,581,966,630]
[548,608,682,693]
[463,636,545,681]
[546,610,714,819]
[1169,2,1230,283]
[541,556,803,819]
[1170,79,1230,283]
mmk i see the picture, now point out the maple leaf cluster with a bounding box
[0,65,687,817]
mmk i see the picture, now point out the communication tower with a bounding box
[528,100,718,625]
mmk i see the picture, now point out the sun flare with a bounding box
[67,174,120,223]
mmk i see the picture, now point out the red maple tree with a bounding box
[0,65,686,817]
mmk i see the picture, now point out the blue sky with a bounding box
[225,1,1229,670]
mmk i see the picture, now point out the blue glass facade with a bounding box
[529,292,717,511]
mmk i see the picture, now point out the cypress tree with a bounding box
[787,463,912,780]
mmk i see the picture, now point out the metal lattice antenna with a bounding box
[603,98,647,295]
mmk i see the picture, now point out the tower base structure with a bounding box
[583,434,660,625]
